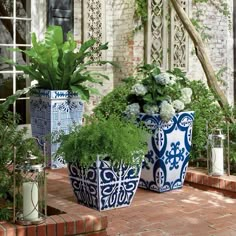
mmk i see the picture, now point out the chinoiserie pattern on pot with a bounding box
[30,89,84,169]
[138,111,194,193]
[68,158,141,211]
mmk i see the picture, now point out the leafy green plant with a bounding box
[92,64,235,165]
[56,115,149,168]
[185,80,225,161]
[93,77,135,118]
[134,0,148,32]
[2,25,113,102]
[0,111,43,220]
[125,64,192,122]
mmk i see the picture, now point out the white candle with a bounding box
[23,182,39,221]
[211,147,224,176]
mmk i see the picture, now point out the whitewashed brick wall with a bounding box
[73,0,114,114]
[112,0,144,85]
[188,0,234,105]
[110,1,234,104]
[84,1,114,114]
[73,0,234,112]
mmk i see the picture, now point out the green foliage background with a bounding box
[94,66,235,166]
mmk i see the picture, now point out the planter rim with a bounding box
[139,111,194,116]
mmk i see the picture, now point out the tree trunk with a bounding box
[170,0,234,123]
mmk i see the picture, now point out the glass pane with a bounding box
[16,45,31,65]
[16,99,29,124]
[0,0,13,17]
[16,73,27,91]
[0,99,29,124]
[0,46,13,71]
[0,73,13,99]
[0,19,13,44]
[16,20,31,44]
[16,49,26,65]
[16,0,31,18]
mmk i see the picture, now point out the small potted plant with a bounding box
[2,25,112,168]
[55,115,148,211]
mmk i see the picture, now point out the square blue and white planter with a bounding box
[68,157,141,211]
[30,89,84,169]
[138,111,195,193]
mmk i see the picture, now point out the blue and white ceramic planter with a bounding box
[30,89,84,169]
[138,111,194,193]
[68,158,141,211]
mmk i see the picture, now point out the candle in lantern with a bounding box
[23,182,39,221]
[211,147,224,176]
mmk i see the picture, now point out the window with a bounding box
[0,0,31,124]
[47,0,73,40]
[47,0,106,64]
[146,0,189,71]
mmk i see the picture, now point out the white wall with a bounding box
[188,0,234,105]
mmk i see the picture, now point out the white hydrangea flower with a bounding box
[181,87,192,97]
[159,101,175,122]
[154,73,177,85]
[180,95,191,105]
[125,103,140,116]
[180,87,192,104]
[131,83,148,96]
[173,99,185,112]
[143,104,159,115]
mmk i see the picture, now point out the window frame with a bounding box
[0,0,32,123]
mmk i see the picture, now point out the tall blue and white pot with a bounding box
[30,89,84,168]
[68,157,141,211]
[138,111,194,193]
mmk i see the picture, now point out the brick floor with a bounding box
[2,167,236,236]
[47,168,236,236]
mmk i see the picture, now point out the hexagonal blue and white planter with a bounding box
[30,89,84,169]
[68,157,141,211]
[138,111,194,193]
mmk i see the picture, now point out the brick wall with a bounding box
[72,0,234,111]
[73,0,114,114]
[0,214,108,236]
[188,0,234,105]
[112,0,144,85]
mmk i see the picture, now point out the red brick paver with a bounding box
[47,169,236,236]
[2,168,236,236]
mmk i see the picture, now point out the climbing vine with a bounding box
[191,0,231,42]
[134,0,231,34]
[134,0,148,31]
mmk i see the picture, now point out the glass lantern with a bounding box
[13,141,47,225]
[207,129,226,176]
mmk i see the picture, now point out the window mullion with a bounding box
[13,0,17,116]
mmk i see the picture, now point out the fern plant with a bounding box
[56,115,149,168]
[2,25,113,102]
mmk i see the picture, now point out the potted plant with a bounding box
[55,115,148,211]
[0,109,43,220]
[3,25,112,168]
[123,64,195,192]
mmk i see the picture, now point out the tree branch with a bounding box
[170,0,234,123]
